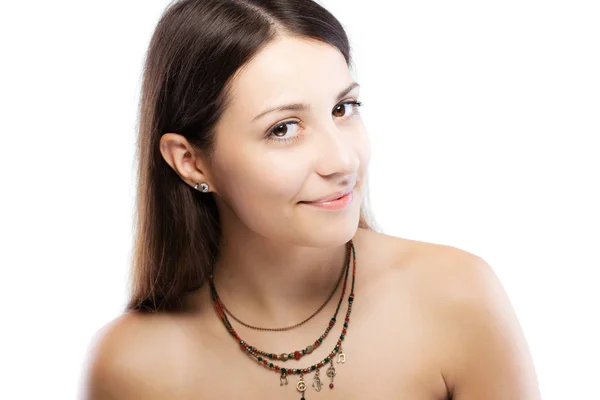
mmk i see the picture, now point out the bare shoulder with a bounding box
[356,227,486,291]
[80,311,208,400]
[361,229,541,399]
[358,228,513,306]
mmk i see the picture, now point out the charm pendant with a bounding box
[280,370,288,386]
[337,346,346,364]
[326,359,336,389]
[312,368,322,392]
[297,374,307,399]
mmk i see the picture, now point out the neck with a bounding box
[210,224,355,328]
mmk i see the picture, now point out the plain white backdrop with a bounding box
[0,0,598,398]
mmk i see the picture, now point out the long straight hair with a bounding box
[128,0,378,312]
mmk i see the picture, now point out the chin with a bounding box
[296,213,361,248]
[283,192,362,247]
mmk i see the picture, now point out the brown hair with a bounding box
[128,0,378,312]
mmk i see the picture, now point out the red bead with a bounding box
[329,383,334,389]
[342,329,347,335]
[273,354,278,360]
[317,362,323,368]
[329,321,334,327]
[294,351,301,360]
[275,366,280,372]
[345,317,350,322]
[314,341,319,346]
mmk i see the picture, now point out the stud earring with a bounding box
[194,183,210,193]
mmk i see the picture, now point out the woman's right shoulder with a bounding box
[79,311,208,400]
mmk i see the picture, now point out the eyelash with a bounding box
[265,100,363,144]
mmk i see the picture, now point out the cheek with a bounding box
[214,145,305,212]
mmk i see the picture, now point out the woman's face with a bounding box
[209,36,371,247]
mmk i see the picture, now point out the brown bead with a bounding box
[280,353,289,361]
[306,345,315,354]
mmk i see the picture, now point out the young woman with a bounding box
[82,0,541,399]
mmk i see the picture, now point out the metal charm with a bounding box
[326,360,336,379]
[327,359,336,389]
[312,368,322,392]
[337,346,346,364]
[297,374,307,393]
[280,370,288,386]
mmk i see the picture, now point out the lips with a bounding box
[302,187,354,204]
[300,190,354,210]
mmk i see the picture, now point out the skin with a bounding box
[81,36,541,399]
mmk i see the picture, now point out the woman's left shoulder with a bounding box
[359,228,495,300]
[364,230,541,398]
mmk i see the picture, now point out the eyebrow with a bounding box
[251,82,360,122]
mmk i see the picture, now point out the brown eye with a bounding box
[332,101,362,118]
[266,121,301,142]
[272,123,288,136]
[332,104,347,118]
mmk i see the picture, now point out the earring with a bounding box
[194,182,210,193]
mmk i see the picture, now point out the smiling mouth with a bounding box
[300,187,355,204]
[298,190,354,210]
[300,194,343,204]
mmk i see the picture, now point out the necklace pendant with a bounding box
[326,359,336,389]
[297,374,307,397]
[280,370,289,386]
[312,368,322,392]
[337,347,346,364]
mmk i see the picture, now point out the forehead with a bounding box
[226,36,352,112]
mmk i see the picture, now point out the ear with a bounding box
[159,133,212,190]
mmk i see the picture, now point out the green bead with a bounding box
[341,335,345,340]
[324,357,330,362]
[344,323,348,328]
[318,338,323,343]
[311,365,316,371]
[269,363,274,368]
[296,369,301,374]
[281,368,286,373]
[258,356,263,361]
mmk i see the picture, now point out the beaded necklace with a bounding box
[209,240,357,399]
[210,241,350,363]
[219,242,349,332]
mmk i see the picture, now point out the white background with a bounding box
[0,0,598,398]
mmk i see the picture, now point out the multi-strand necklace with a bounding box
[209,240,357,399]
[219,243,349,332]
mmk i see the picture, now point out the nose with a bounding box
[314,119,360,180]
